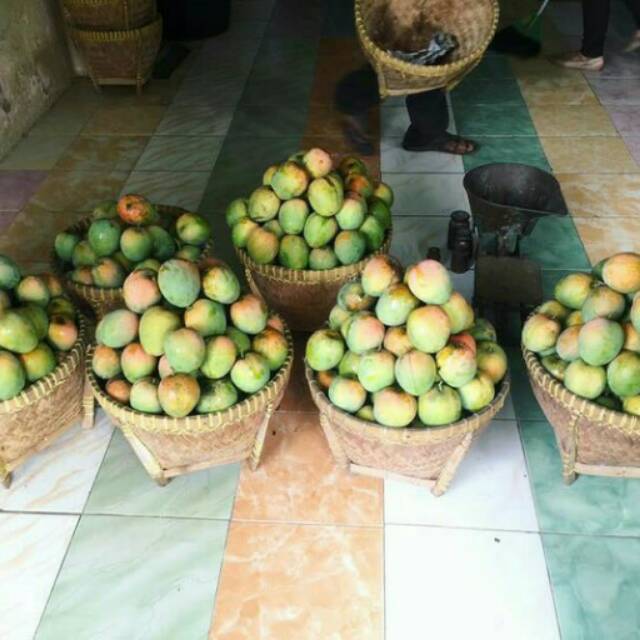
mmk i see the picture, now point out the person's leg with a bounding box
[551,0,607,70]
[402,89,477,155]
[581,0,610,58]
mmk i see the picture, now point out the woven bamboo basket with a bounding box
[70,16,162,94]
[85,322,294,485]
[523,346,640,484]
[355,0,499,96]
[63,0,157,30]
[0,316,91,489]
[235,233,391,332]
[52,205,211,320]
[305,363,510,496]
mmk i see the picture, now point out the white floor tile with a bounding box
[383,173,469,215]
[384,420,538,531]
[385,525,560,640]
[0,413,113,514]
[0,513,77,640]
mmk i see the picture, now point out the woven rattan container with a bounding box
[523,346,640,484]
[85,322,294,485]
[70,16,162,93]
[355,0,499,96]
[235,233,391,332]
[0,316,90,489]
[63,0,157,30]
[306,363,510,496]
[52,205,212,320]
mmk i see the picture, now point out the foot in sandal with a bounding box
[550,51,604,71]
[402,126,478,155]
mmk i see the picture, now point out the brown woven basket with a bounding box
[52,205,211,320]
[63,0,156,30]
[85,321,294,485]
[70,16,162,93]
[305,363,510,496]
[355,0,499,96]
[0,316,91,489]
[235,232,392,332]
[523,346,640,484]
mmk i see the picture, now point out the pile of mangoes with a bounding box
[306,256,508,427]
[227,148,393,270]
[91,256,289,418]
[54,195,211,288]
[523,252,640,415]
[0,255,79,401]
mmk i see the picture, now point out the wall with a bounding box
[0,0,73,158]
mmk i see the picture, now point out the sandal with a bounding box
[550,51,604,71]
[402,130,479,155]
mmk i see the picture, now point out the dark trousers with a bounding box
[582,0,640,57]
[335,64,449,138]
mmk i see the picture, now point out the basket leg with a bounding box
[249,403,274,471]
[432,432,473,497]
[122,429,169,486]
[1,462,11,489]
[559,415,579,485]
[319,413,350,470]
[81,375,95,430]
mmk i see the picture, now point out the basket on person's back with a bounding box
[355,0,499,96]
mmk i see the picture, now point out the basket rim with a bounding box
[52,204,210,302]
[235,231,392,284]
[305,360,510,444]
[86,316,294,433]
[522,343,640,432]
[70,14,161,39]
[354,0,500,79]
[0,314,87,414]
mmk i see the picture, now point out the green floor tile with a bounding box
[543,534,640,640]
[463,136,551,172]
[84,430,240,519]
[451,77,525,106]
[228,104,308,138]
[466,54,514,80]
[36,515,228,640]
[453,103,538,137]
[521,216,591,270]
[521,420,640,536]
[134,135,224,172]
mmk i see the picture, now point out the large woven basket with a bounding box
[70,16,162,93]
[305,363,510,496]
[52,205,211,320]
[0,316,91,489]
[355,0,499,96]
[85,322,294,485]
[63,0,157,30]
[235,233,391,332]
[523,346,640,484]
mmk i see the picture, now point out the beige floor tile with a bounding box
[558,173,640,218]
[209,522,383,640]
[529,104,617,136]
[573,217,640,263]
[232,412,383,526]
[541,137,638,173]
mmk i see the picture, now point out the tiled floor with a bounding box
[2,0,640,638]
